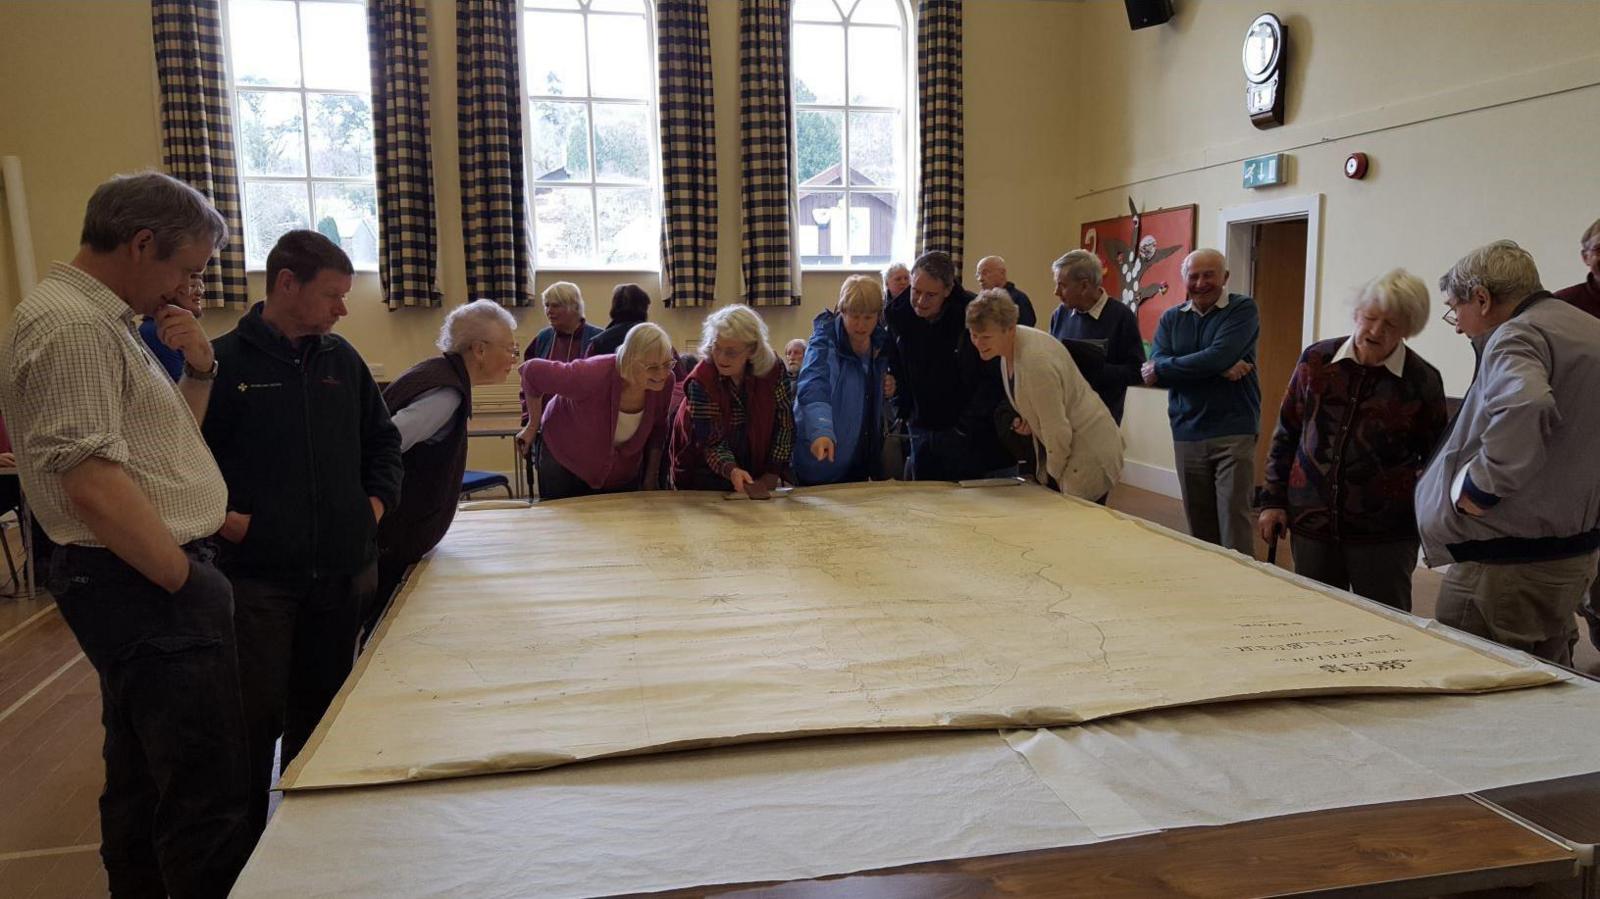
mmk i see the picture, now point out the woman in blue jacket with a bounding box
[794,275,897,485]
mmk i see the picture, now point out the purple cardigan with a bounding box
[520,354,670,489]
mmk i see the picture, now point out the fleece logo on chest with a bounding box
[236,382,284,393]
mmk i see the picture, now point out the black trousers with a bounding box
[230,562,375,837]
[48,543,253,899]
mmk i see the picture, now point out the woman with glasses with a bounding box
[369,300,522,635]
[517,322,676,501]
[1256,269,1448,611]
[669,305,795,497]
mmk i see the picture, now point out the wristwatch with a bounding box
[183,359,219,381]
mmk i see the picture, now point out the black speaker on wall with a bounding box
[1125,0,1174,29]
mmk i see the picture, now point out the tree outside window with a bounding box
[523,0,661,270]
[792,0,910,268]
[227,0,380,271]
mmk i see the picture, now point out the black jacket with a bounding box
[203,303,403,580]
[883,285,1010,472]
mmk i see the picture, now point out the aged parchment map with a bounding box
[281,483,1555,791]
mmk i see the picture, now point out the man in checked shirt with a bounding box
[0,173,252,898]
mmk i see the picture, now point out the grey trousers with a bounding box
[1174,435,1256,557]
[1435,550,1599,667]
[1291,535,1419,612]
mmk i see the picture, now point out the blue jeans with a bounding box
[48,543,253,899]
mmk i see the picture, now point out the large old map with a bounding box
[281,483,1555,791]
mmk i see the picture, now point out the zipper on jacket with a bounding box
[299,345,321,580]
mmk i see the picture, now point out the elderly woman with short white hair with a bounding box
[965,289,1123,501]
[370,299,521,634]
[1257,269,1448,611]
[669,305,795,497]
[516,322,676,501]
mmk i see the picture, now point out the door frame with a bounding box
[1216,193,1323,348]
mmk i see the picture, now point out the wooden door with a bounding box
[1249,219,1307,485]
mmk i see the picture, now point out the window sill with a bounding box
[801,265,889,274]
[245,267,381,275]
[536,267,662,275]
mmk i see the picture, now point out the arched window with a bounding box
[791,0,911,269]
[225,0,379,270]
[522,0,662,269]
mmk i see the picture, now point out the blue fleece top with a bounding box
[1150,293,1261,441]
[793,310,891,485]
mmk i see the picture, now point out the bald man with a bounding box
[1142,248,1261,556]
[975,256,1037,328]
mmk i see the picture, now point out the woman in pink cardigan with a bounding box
[516,323,676,500]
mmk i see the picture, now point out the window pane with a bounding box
[529,101,592,181]
[244,181,311,269]
[587,14,651,100]
[228,0,300,87]
[238,90,308,177]
[592,104,651,183]
[849,0,902,25]
[792,25,844,105]
[596,187,657,266]
[312,182,380,269]
[793,0,841,22]
[532,187,596,265]
[588,0,644,12]
[525,0,579,8]
[847,26,903,107]
[797,190,845,265]
[525,11,587,97]
[307,93,374,177]
[299,2,370,91]
[848,110,897,188]
[848,192,895,263]
[796,109,843,185]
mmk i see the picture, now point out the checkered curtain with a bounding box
[457,0,533,307]
[151,0,247,309]
[738,0,801,307]
[656,0,718,309]
[915,0,964,273]
[369,0,442,309]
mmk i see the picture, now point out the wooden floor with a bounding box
[1,485,1596,898]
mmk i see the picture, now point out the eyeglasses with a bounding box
[1441,304,1459,327]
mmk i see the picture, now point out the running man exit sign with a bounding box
[1243,153,1287,188]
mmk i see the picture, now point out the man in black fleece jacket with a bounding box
[201,230,401,837]
[884,251,1012,480]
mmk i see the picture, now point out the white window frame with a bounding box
[518,0,665,273]
[221,0,380,273]
[791,0,915,273]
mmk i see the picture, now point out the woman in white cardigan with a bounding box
[966,289,1124,501]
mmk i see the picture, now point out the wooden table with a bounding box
[638,793,1581,899]
[1479,771,1600,899]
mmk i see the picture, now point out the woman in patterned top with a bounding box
[1256,269,1449,611]
[669,305,795,498]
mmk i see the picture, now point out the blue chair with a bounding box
[461,469,512,500]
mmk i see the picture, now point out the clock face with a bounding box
[1345,156,1359,176]
[1242,15,1282,83]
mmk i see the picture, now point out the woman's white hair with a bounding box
[1352,268,1430,339]
[881,261,909,282]
[616,322,673,383]
[698,304,778,377]
[541,280,584,316]
[437,299,517,353]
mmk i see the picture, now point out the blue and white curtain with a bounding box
[151,0,249,308]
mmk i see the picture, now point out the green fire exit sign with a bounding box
[1243,153,1286,188]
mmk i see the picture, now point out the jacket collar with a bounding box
[238,301,335,361]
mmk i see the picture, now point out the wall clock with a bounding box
[1243,13,1286,129]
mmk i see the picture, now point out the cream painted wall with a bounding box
[1072,0,1600,481]
[5,0,1594,484]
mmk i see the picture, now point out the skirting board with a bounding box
[1119,460,1181,499]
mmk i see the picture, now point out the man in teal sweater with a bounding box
[1143,248,1261,556]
